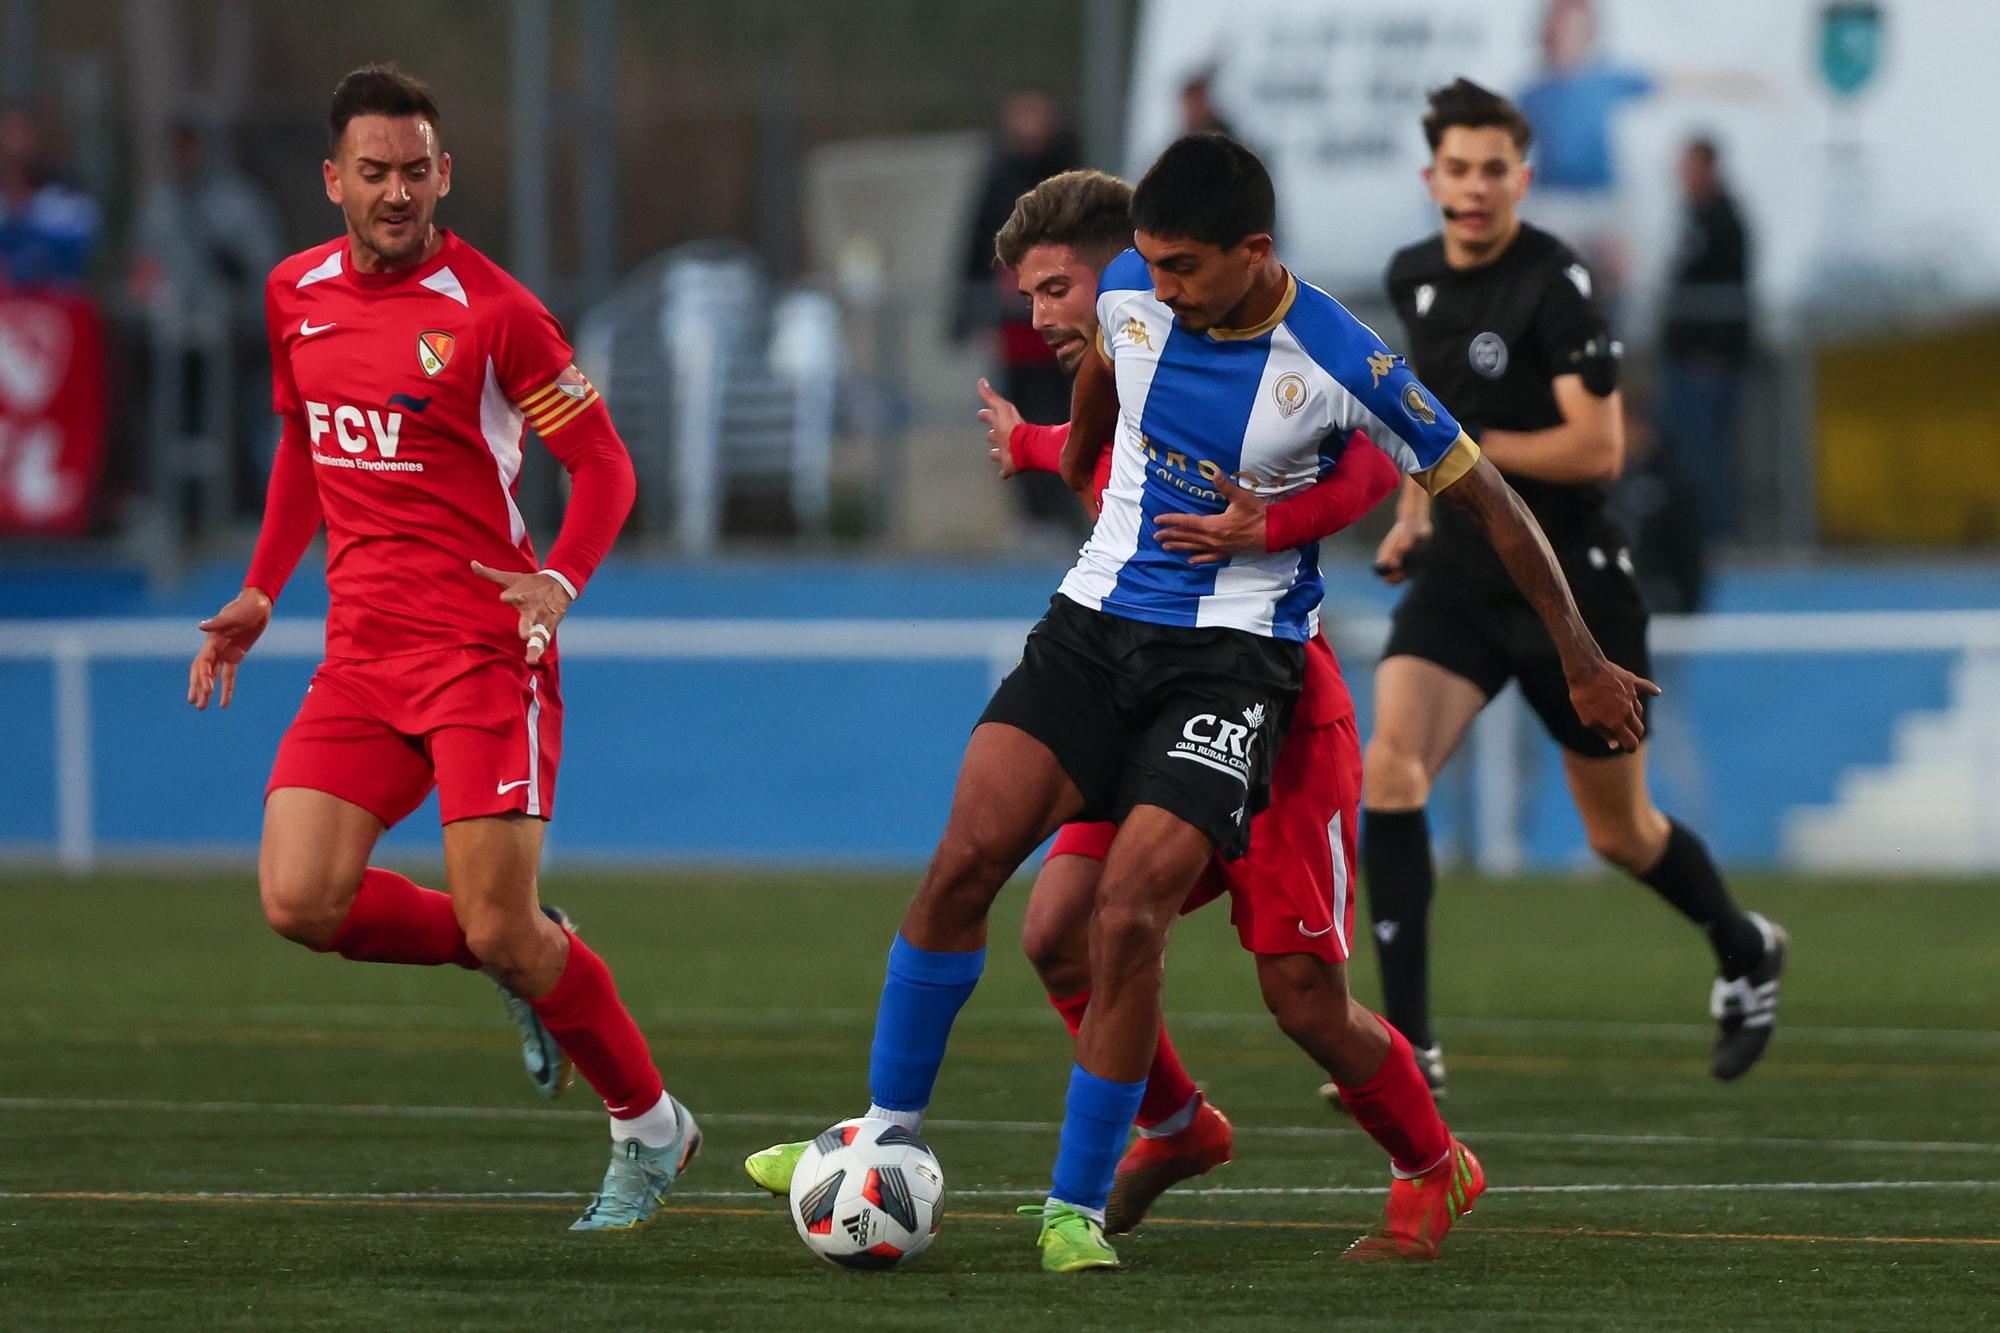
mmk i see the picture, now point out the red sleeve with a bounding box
[264,274,301,416]
[1009,421,1070,474]
[1265,432,1402,551]
[491,288,632,595]
[244,420,322,601]
[535,402,635,596]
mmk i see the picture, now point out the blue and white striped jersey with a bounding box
[1057,248,1480,642]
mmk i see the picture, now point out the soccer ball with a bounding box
[789,1116,945,1270]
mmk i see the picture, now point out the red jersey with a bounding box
[260,230,626,661]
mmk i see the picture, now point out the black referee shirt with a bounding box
[1385,222,1628,586]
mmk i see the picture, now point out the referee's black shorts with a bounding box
[979,595,1303,859]
[1382,545,1652,759]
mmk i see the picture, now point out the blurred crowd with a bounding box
[1,97,285,539]
[3,0,1760,565]
[958,4,1758,584]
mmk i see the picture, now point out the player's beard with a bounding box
[358,204,434,269]
[1048,328,1089,375]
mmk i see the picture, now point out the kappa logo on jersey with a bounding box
[1415,283,1436,317]
[1120,316,1154,350]
[1401,382,1438,426]
[1468,331,1509,379]
[304,399,422,473]
[417,330,456,377]
[1367,350,1396,387]
[1273,372,1309,418]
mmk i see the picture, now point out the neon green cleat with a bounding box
[568,1097,702,1232]
[743,1140,809,1196]
[1018,1201,1120,1273]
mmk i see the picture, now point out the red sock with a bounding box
[319,868,479,969]
[1049,988,1091,1038]
[1045,987,1201,1131]
[528,934,665,1118]
[1336,1014,1452,1176]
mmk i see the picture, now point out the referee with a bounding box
[1359,80,1786,1092]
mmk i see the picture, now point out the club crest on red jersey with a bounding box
[417,330,456,377]
[554,363,591,400]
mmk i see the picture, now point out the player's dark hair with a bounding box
[328,64,441,157]
[1130,133,1275,250]
[994,169,1134,269]
[1421,78,1532,154]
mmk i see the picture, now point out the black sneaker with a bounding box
[1711,913,1787,1081]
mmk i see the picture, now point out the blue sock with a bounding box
[1049,1062,1147,1216]
[866,933,985,1113]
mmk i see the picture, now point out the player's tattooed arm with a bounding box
[1061,344,1118,494]
[1434,457,1659,751]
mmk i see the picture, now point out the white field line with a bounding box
[29,1003,2000,1050]
[6,1180,1998,1204]
[3,1095,1997,1157]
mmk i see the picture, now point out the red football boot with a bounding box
[1342,1138,1485,1262]
[1103,1098,1234,1234]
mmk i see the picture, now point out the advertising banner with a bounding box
[0,292,108,535]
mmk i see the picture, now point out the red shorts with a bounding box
[1045,712,1361,964]
[267,647,561,827]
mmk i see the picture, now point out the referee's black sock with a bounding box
[1637,819,1766,980]
[1362,807,1437,1051]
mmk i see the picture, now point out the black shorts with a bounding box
[979,596,1304,859]
[1383,545,1652,759]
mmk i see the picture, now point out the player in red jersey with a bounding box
[987,171,1474,1259]
[186,65,695,1233]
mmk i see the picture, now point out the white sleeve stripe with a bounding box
[538,568,579,599]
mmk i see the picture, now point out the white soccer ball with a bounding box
[789,1116,945,1270]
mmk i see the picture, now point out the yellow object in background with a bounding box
[1817,320,2000,545]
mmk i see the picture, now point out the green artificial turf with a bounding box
[2,869,1996,1329]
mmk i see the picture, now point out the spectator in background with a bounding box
[1611,391,1708,616]
[0,103,101,289]
[130,116,286,513]
[1658,136,1751,541]
[1178,65,1236,141]
[954,91,1081,538]
[132,118,283,331]
[1609,389,1713,830]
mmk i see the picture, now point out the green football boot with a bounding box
[492,905,575,1099]
[743,1140,809,1196]
[1018,1201,1120,1272]
[569,1096,703,1232]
